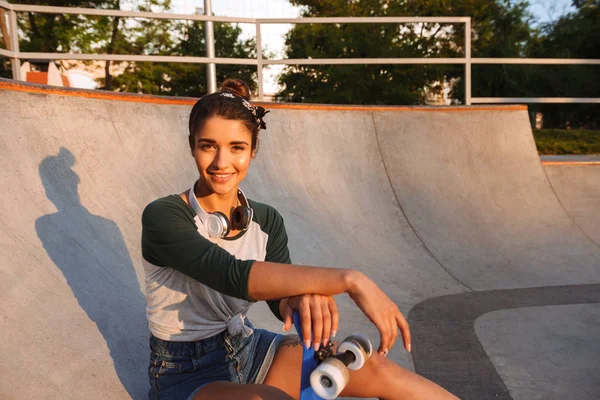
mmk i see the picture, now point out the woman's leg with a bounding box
[193,381,294,400]
[262,335,459,400]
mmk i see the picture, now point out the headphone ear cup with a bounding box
[205,211,230,238]
[231,206,253,231]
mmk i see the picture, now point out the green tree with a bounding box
[108,19,258,97]
[526,0,599,128]
[276,0,533,105]
[13,0,146,88]
[16,0,120,53]
[10,0,257,96]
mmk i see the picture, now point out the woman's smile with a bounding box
[208,171,235,184]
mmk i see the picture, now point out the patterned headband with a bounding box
[218,92,269,131]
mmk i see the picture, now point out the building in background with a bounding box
[21,60,71,87]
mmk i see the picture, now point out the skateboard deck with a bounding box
[293,311,325,400]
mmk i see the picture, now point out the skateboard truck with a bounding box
[314,341,335,362]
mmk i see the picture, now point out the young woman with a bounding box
[141,78,458,400]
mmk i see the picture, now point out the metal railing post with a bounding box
[204,0,216,93]
[8,8,21,81]
[256,21,263,101]
[464,18,471,105]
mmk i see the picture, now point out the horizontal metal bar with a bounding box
[17,52,258,65]
[256,17,469,24]
[7,4,256,23]
[0,48,14,57]
[11,53,600,68]
[264,58,466,65]
[0,2,468,25]
[9,52,599,69]
[0,2,470,25]
[472,97,600,104]
[473,58,600,65]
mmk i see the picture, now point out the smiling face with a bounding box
[193,116,255,197]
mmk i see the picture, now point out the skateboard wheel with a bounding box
[337,334,372,370]
[310,357,350,399]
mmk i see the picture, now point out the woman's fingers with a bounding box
[310,296,324,351]
[281,294,339,351]
[376,319,389,356]
[281,302,295,332]
[396,311,412,353]
[388,308,400,355]
[329,297,339,339]
[299,297,313,349]
[374,309,411,356]
[319,299,332,348]
[374,306,407,356]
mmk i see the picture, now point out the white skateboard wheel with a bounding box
[310,357,350,399]
[347,333,373,358]
[337,334,372,370]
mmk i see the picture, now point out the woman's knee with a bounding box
[194,382,294,400]
[367,351,393,374]
[249,384,295,400]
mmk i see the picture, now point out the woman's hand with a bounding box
[347,272,411,357]
[280,294,339,351]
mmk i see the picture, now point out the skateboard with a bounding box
[292,312,373,399]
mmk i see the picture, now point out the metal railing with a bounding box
[1,0,598,105]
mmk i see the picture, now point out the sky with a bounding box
[528,0,576,25]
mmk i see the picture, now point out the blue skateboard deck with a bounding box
[293,312,325,400]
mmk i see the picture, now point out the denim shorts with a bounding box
[148,319,285,400]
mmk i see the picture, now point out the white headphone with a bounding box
[188,183,254,238]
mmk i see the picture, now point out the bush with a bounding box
[533,129,600,155]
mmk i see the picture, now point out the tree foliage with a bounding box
[527,0,599,128]
[107,20,257,97]
[16,0,122,53]
[10,0,257,97]
[275,0,597,128]
[277,0,533,104]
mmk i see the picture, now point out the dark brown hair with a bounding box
[188,78,262,152]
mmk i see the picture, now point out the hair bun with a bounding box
[220,78,251,101]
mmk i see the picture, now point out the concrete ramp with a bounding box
[544,164,600,246]
[0,80,598,400]
[374,110,599,289]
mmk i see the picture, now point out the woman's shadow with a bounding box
[36,147,148,399]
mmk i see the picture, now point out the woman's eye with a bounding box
[199,143,216,151]
[232,145,246,152]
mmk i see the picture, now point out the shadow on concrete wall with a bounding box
[36,147,148,399]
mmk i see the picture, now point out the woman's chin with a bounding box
[207,182,237,196]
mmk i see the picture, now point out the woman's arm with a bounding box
[264,266,410,357]
[247,261,362,301]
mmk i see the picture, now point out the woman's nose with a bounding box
[212,149,230,169]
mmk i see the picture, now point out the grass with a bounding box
[533,129,600,155]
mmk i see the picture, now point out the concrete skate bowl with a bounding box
[0,79,598,399]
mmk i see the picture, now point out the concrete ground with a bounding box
[0,79,598,400]
[541,155,600,163]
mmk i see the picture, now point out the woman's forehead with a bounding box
[197,116,252,140]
